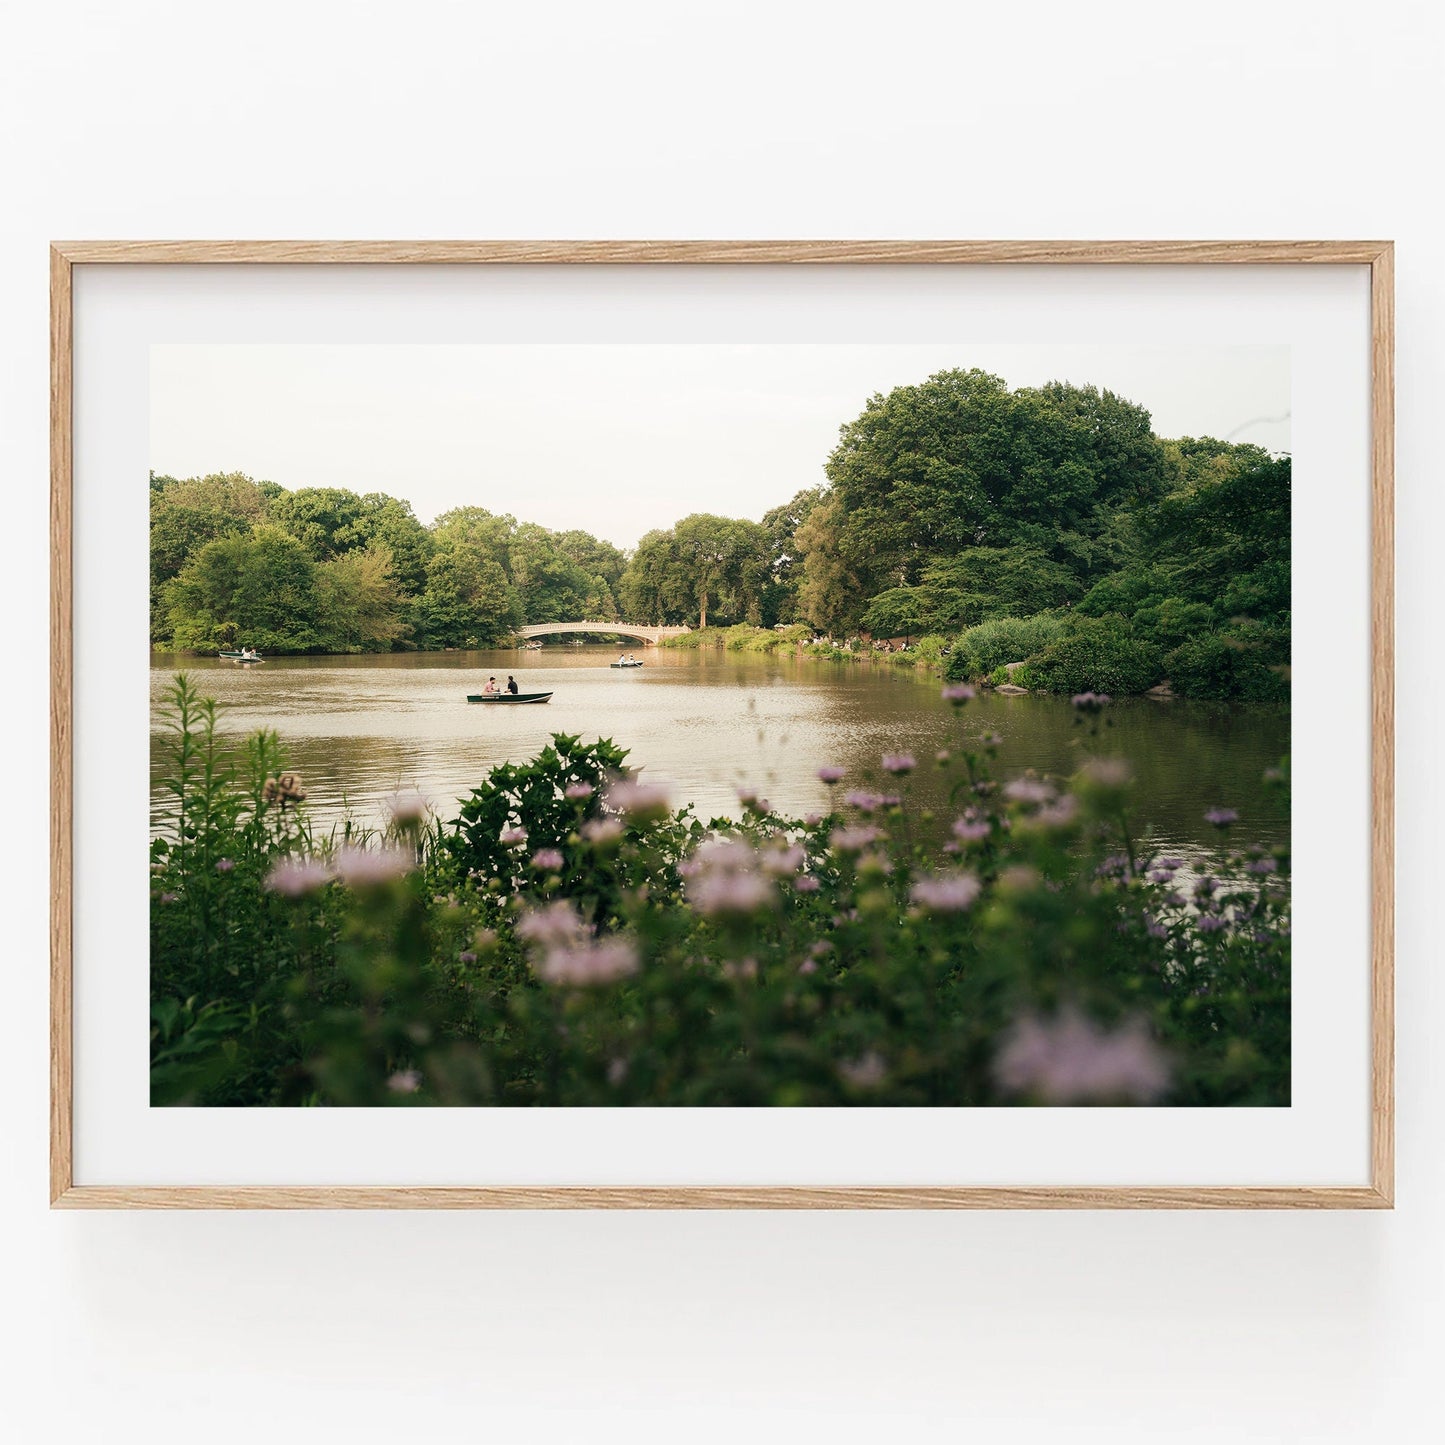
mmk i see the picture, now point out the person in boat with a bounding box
[618,653,626,664]
[506,675,519,695]
[483,676,498,695]
[241,646,257,659]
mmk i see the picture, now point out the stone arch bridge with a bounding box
[516,621,692,646]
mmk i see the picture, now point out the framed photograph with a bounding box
[51,240,1393,1208]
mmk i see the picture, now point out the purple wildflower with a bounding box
[941,684,975,705]
[794,875,821,893]
[1205,807,1239,827]
[838,1052,888,1089]
[881,753,916,775]
[581,817,624,846]
[608,778,672,820]
[1004,777,1055,805]
[387,1070,422,1095]
[386,789,430,824]
[994,1007,1170,1104]
[816,766,846,785]
[264,857,331,896]
[760,844,805,876]
[458,950,477,964]
[830,825,882,853]
[537,937,640,987]
[952,816,991,843]
[499,825,529,847]
[564,781,595,801]
[531,848,565,872]
[910,870,982,913]
[333,845,413,888]
[214,857,235,874]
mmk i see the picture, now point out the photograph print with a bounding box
[148,342,1291,1109]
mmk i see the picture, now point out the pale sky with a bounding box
[151,345,1290,551]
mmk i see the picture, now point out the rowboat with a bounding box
[610,661,645,669]
[219,650,264,661]
[467,691,553,704]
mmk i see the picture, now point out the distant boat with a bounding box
[467,691,553,705]
[520,641,543,650]
[610,660,645,669]
[219,650,264,662]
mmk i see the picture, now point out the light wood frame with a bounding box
[50,239,1395,1209]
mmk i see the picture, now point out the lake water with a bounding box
[150,647,1290,854]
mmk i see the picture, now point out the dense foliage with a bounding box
[151,676,1290,1108]
[152,475,627,653]
[153,370,1289,700]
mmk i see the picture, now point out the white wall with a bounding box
[1,3,1439,1439]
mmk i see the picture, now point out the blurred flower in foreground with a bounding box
[838,1052,888,1089]
[816,766,846,785]
[264,857,331,896]
[498,825,529,847]
[994,1007,1170,1104]
[516,899,640,987]
[1205,807,1239,827]
[332,845,413,888]
[881,753,915,775]
[581,817,625,847]
[1071,692,1112,711]
[387,1069,422,1094]
[386,789,430,824]
[830,825,882,853]
[1004,777,1055,805]
[910,871,981,913]
[683,840,776,918]
[941,684,975,705]
[531,848,565,872]
[564,781,595,800]
[608,778,672,821]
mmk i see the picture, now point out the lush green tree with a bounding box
[864,547,1083,637]
[618,529,690,624]
[508,523,597,622]
[164,526,322,653]
[265,487,373,560]
[820,369,1165,601]
[355,493,434,600]
[418,541,520,647]
[150,472,270,639]
[1141,450,1291,625]
[314,545,409,652]
[618,515,769,628]
[794,494,863,635]
[759,488,823,625]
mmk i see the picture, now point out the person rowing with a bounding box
[506,675,519,695]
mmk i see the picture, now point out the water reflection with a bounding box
[150,647,1289,852]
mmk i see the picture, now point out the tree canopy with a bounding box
[151,370,1289,701]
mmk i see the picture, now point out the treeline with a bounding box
[628,371,1289,701]
[154,367,1289,700]
[151,476,627,652]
